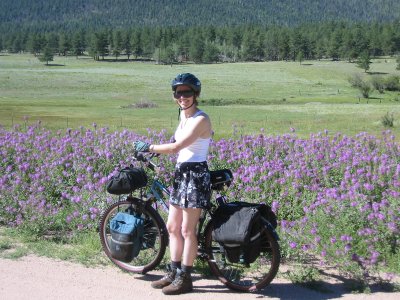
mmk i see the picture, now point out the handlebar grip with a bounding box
[135,152,148,162]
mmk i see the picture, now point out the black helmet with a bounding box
[171,73,201,93]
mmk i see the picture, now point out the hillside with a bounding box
[1,0,400,33]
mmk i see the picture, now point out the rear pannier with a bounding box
[212,201,277,264]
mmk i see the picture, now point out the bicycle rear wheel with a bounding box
[205,218,280,292]
[99,198,168,274]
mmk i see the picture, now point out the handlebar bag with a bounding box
[109,212,144,262]
[106,167,148,195]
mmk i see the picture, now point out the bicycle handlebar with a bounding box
[134,152,160,171]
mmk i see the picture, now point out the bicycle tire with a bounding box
[99,198,168,274]
[204,218,280,292]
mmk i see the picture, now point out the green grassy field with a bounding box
[1,54,399,139]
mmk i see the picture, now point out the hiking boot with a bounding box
[162,272,193,295]
[151,269,177,289]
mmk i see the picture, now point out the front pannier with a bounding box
[109,212,144,262]
[106,167,148,195]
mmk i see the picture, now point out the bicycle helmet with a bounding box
[171,73,201,94]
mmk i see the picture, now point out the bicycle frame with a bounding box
[148,179,170,212]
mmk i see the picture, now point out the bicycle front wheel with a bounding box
[99,198,168,274]
[205,219,280,292]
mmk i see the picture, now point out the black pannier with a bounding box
[212,201,277,264]
[213,203,260,245]
[222,234,261,264]
[107,166,148,195]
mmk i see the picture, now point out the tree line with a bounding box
[2,0,400,32]
[1,21,400,64]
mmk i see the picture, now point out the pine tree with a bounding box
[38,45,54,65]
[123,31,132,60]
[356,51,371,72]
[189,35,205,63]
[72,31,86,57]
[59,34,72,56]
[203,42,220,63]
[91,31,109,60]
[112,30,124,60]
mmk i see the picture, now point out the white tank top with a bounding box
[175,110,211,163]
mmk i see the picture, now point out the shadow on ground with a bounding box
[135,271,399,300]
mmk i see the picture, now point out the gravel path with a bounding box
[0,255,398,300]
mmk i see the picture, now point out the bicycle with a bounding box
[99,152,280,292]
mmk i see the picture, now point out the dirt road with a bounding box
[0,255,398,300]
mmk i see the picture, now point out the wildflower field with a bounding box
[0,123,399,284]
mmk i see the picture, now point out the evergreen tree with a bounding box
[112,30,124,60]
[72,31,86,57]
[28,34,45,56]
[203,42,220,63]
[38,45,54,65]
[59,34,72,56]
[290,29,310,61]
[341,31,357,62]
[11,34,23,53]
[46,33,59,54]
[241,29,258,61]
[189,35,205,63]
[352,25,369,58]
[131,30,143,58]
[91,31,109,60]
[141,27,155,57]
[155,45,175,65]
[264,29,280,61]
[368,23,384,57]
[381,25,396,55]
[356,51,371,72]
[328,29,343,60]
[297,51,304,65]
[277,29,290,60]
[123,31,132,60]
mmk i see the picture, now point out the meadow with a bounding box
[1,54,399,139]
[0,54,399,288]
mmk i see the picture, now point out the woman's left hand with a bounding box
[134,140,151,152]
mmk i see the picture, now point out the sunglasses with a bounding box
[173,90,195,99]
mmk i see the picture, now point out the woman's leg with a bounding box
[166,204,184,262]
[151,204,183,289]
[162,207,201,295]
[181,207,202,266]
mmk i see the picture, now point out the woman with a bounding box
[134,73,212,295]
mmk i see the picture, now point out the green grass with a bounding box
[1,54,399,139]
[0,226,109,265]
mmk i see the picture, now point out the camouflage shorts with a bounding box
[170,161,211,209]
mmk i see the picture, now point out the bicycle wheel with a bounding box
[99,198,168,274]
[204,218,280,292]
